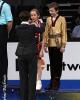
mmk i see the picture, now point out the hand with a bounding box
[39,49,44,58]
[44,46,48,53]
[60,47,65,53]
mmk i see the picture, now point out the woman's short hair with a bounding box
[19,10,30,21]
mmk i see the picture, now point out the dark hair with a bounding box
[47,2,59,11]
[30,9,40,18]
[19,10,30,21]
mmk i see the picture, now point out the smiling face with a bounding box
[30,10,39,22]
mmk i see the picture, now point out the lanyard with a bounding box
[0,1,5,16]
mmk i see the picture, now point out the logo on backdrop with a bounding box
[47,62,80,71]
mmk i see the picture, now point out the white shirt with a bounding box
[21,21,29,25]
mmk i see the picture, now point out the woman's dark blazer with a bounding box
[15,24,44,57]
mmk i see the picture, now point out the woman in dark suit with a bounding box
[15,10,44,100]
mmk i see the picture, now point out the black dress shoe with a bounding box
[52,79,60,90]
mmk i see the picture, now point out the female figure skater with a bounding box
[30,9,45,90]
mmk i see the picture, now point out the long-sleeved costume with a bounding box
[44,15,67,90]
[44,15,67,48]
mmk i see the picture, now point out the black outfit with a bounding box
[48,47,63,90]
[0,1,8,86]
[15,23,44,100]
[0,25,8,86]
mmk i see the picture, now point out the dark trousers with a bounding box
[18,54,37,100]
[0,25,8,84]
[48,47,63,88]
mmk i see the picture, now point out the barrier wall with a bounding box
[7,42,80,89]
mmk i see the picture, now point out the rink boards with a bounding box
[7,42,80,89]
